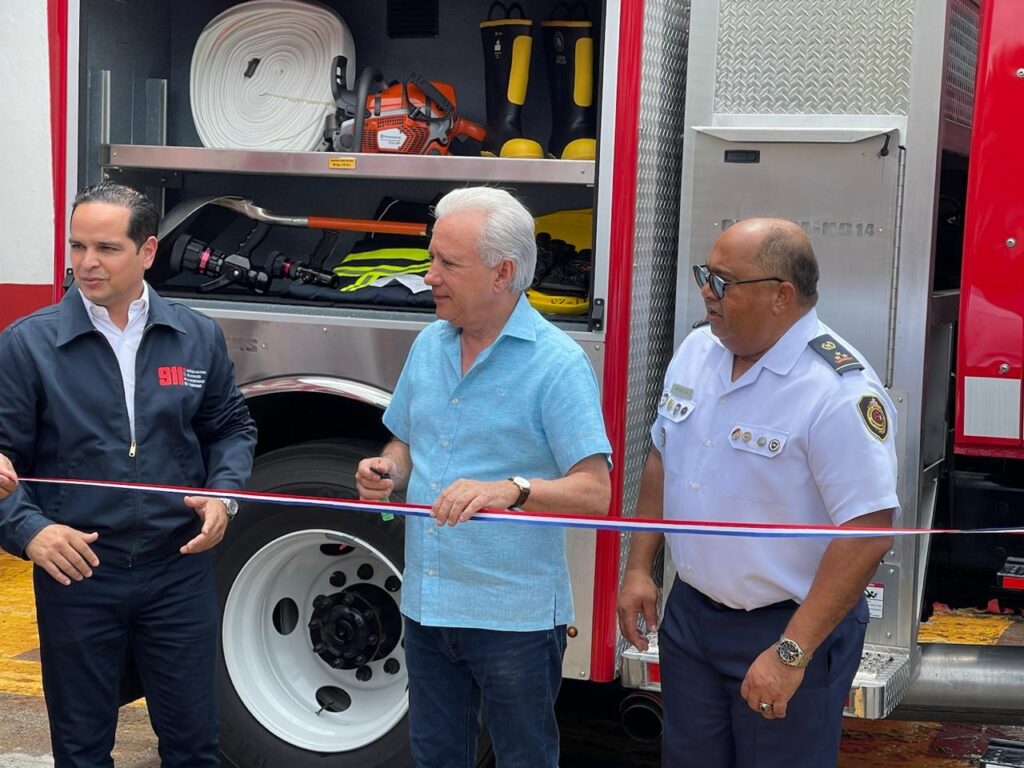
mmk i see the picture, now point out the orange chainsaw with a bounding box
[323,62,486,155]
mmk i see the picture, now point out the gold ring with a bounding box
[758,701,773,714]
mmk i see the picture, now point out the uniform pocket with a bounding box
[719,423,790,503]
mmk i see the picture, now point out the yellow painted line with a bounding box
[0,553,42,696]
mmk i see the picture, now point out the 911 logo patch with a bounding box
[157,366,207,389]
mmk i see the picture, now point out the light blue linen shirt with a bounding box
[384,294,612,630]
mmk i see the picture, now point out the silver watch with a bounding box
[774,636,812,668]
[220,497,239,520]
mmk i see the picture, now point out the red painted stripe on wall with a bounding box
[0,284,53,330]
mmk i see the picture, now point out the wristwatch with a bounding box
[507,476,531,509]
[220,497,239,521]
[774,636,812,668]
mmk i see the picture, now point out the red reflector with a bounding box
[648,663,661,684]
[1003,576,1024,591]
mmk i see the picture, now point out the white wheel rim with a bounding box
[223,528,407,752]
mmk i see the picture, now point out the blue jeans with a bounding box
[403,617,567,768]
[660,578,868,768]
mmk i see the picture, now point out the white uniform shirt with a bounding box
[651,309,899,609]
[79,283,150,441]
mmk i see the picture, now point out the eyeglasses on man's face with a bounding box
[692,264,784,300]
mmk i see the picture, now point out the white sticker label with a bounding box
[865,581,884,619]
[376,128,408,151]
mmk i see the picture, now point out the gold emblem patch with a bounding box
[821,341,837,351]
[858,395,889,441]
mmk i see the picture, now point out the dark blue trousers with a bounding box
[33,551,219,768]
[660,578,867,768]
[403,617,567,768]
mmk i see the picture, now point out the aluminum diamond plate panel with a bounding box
[944,0,978,127]
[714,0,915,115]
[615,0,689,668]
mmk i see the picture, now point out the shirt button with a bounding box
[719,396,728,405]
[690,482,700,491]
[431,483,438,490]
[451,398,459,405]
[704,438,713,447]
[441,440,449,448]
[427,569,435,576]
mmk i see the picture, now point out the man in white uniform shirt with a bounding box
[617,218,898,768]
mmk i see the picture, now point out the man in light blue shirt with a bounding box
[357,187,611,768]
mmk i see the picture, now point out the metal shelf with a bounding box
[101,144,595,186]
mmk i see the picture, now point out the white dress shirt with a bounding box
[651,309,900,609]
[79,283,150,441]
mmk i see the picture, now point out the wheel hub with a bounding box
[308,583,402,669]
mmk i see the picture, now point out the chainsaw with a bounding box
[321,60,486,155]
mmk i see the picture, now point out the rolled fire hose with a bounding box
[190,0,355,151]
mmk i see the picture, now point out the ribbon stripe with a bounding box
[19,477,1024,538]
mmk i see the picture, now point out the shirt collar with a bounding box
[58,282,186,346]
[439,293,538,343]
[79,281,150,326]
[758,308,820,376]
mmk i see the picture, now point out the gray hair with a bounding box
[72,181,159,249]
[754,223,819,306]
[433,187,537,294]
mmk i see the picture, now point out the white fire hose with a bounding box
[190,0,355,151]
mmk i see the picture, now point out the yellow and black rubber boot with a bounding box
[541,3,596,160]
[480,2,544,158]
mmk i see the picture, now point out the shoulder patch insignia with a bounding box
[808,334,864,375]
[858,395,890,441]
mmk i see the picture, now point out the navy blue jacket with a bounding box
[0,286,257,565]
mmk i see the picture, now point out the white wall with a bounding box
[0,0,55,285]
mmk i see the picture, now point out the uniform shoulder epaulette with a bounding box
[808,333,864,375]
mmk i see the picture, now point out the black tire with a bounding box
[215,440,494,768]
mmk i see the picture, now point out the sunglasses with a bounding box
[692,264,784,300]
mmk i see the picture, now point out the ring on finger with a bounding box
[758,701,773,714]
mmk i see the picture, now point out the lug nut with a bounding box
[384,659,401,675]
[356,666,373,682]
[354,655,367,666]
[313,595,332,610]
[329,657,344,668]
[358,564,374,580]
[312,642,326,653]
[330,571,347,587]
[367,635,378,645]
[341,592,355,605]
[385,576,401,592]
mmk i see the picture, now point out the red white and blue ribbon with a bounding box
[18,477,1024,538]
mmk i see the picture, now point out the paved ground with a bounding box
[3,552,1024,767]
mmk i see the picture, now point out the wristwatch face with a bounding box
[777,638,803,665]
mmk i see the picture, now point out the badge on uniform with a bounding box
[858,395,890,441]
[729,424,788,457]
[658,426,667,449]
[658,394,696,423]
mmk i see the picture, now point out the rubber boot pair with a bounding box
[479,2,596,160]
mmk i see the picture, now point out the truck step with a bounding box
[845,644,915,719]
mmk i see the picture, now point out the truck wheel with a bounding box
[215,440,494,768]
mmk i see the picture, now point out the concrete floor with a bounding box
[3,553,1023,767]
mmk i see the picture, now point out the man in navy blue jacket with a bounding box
[0,181,257,767]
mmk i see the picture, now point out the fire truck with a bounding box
[2,0,1023,765]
